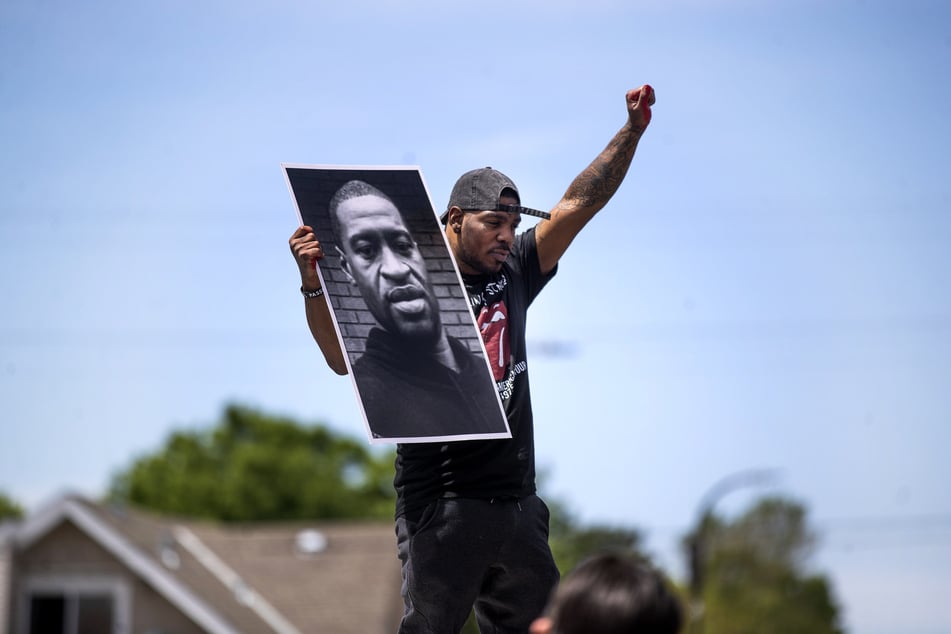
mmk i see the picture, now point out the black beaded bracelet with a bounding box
[300,286,324,299]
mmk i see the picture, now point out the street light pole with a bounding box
[686,468,780,634]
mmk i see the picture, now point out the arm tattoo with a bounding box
[564,126,639,209]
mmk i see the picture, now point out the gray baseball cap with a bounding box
[440,167,550,223]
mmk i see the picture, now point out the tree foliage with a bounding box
[687,496,844,634]
[548,497,648,575]
[109,405,396,521]
[0,491,24,520]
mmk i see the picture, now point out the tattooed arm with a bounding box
[535,84,655,275]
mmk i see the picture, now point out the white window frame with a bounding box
[17,574,131,634]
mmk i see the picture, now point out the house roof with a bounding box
[11,493,402,634]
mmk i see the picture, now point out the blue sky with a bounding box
[2,1,950,632]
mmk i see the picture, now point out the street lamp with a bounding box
[686,468,780,634]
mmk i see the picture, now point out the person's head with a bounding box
[443,167,523,276]
[329,180,442,345]
[530,553,684,634]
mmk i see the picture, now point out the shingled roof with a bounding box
[7,493,402,633]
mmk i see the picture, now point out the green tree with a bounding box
[547,497,648,574]
[686,496,844,634]
[109,404,396,521]
[0,491,24,520]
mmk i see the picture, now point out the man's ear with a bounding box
[529,617,552,634]
[447,206,465,234]
[336,246,356,285]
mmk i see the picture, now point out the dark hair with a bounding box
[328,180,398,240]
[548,553,683,634]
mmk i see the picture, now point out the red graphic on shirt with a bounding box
[478,301,509,381]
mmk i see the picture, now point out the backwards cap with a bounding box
[440,167,519,224]
[441,167,551,223]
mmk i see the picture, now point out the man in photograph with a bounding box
[326,179,506,439]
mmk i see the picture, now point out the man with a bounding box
[529,553,684,634]
[289,83,655,633]
[311,179,506,439]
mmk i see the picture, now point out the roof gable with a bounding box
[14,494,240,633]
[11,494,401,634]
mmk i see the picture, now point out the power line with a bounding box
[637,513,951,543]
[816,513,951,532]
[2,315,950,351]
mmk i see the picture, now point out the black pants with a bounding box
[395,495,560,634]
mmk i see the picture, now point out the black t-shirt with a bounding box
[393,228,556,519]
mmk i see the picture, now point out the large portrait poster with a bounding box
[283,164,510,444]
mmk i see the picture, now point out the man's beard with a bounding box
[386,301,442,348]
[458,242,502,276]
